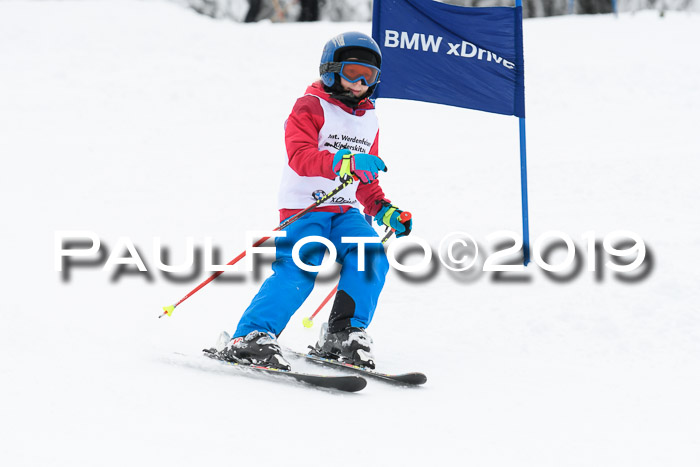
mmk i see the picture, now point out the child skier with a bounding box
[215,32,412,371]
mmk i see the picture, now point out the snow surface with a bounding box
[2,1,700,466]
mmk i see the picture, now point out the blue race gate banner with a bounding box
[371,0,525,118]
[372,0,531,264]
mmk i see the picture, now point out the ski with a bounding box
[202,348,367,393]
[287,349,427,386]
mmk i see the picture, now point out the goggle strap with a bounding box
[319,62,343,75]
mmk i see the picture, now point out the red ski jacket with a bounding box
[279,81,388,221]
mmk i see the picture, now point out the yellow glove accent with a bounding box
[382,206,398,226]
[337,154,353,181]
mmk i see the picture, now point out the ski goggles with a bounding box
[321,61,381,86]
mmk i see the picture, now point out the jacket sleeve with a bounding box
[356,130,390,217]
[284,96,337,180]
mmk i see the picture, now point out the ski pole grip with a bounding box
[399,211,412,223]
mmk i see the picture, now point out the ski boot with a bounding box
[312,322,375,369]
[216,330,291,371]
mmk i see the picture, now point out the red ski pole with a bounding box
[159,177,356,318]
[302,211,411,328]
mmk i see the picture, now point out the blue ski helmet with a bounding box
[319,32,382,88]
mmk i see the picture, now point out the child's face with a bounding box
[339,77,369,97]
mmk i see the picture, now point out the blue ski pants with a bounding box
[233,209,389,338]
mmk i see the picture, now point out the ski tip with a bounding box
[161,305,175,318]
[302,317,314,328]
[344,376,368,392]
[403,373,427,385]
